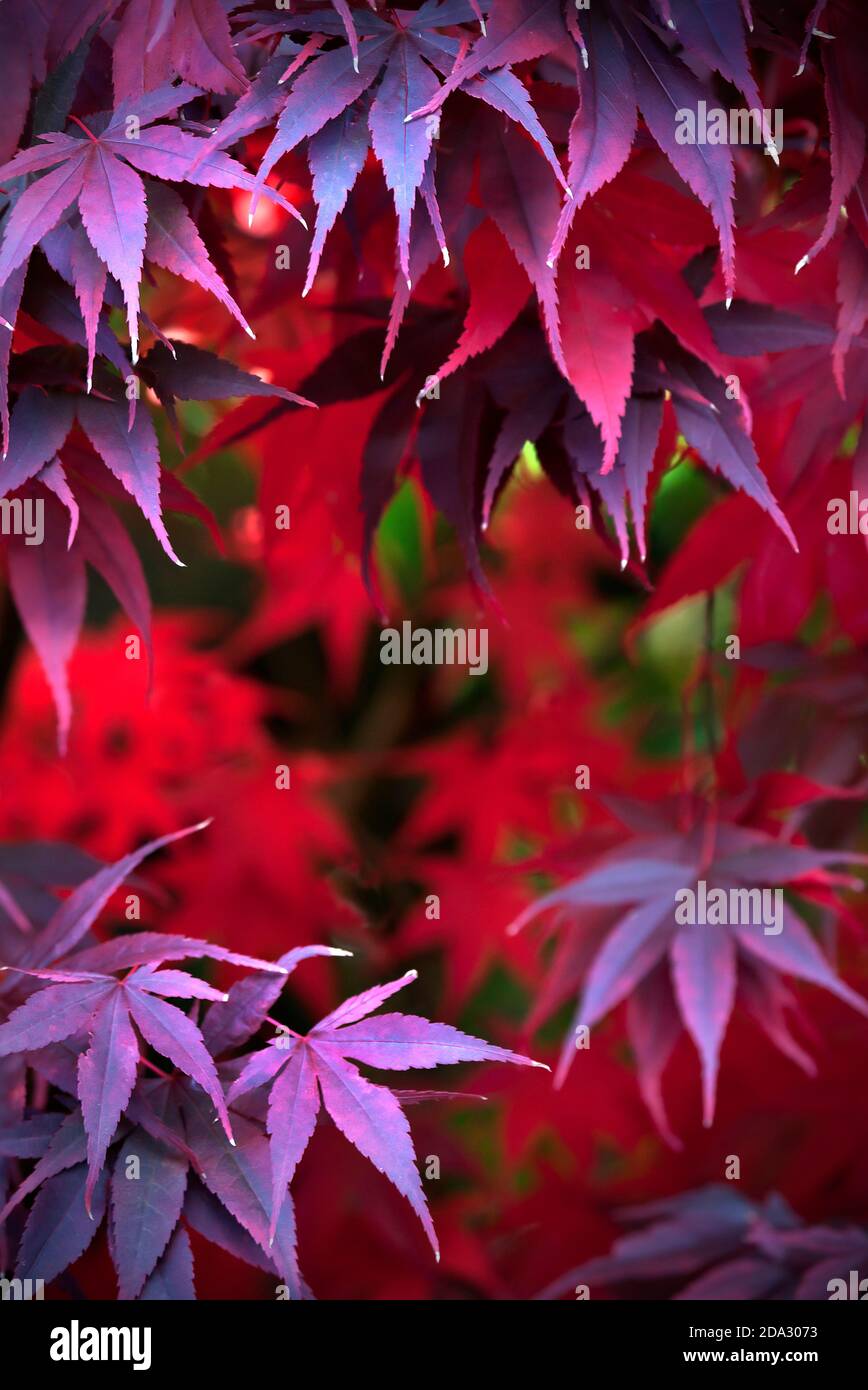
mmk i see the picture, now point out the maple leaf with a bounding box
[193,3,567,294]
[0,80,304,363]
[543,1184,868,1301]
[539,1185,794,1299]
[0,943,342,1298]
[225,966,546,1250]
[0,836,543,1297]
[0,824,291,1211]
[0,1073,310,1298]
[509,792,868,1141]
[0,822,268,1173]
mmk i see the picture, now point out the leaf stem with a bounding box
[67,114,97,142]
[264,1015,302,1039]
[140,1058,171,1080]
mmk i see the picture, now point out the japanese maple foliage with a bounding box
[0,826,542,1296]
[508,789,868,1141]
[0,0,867,1307]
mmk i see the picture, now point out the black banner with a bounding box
[1,1297,863,1377]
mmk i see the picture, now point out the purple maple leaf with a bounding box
[195,4,566,299]
[539,1184,798,1299]
[0,949,284,1212]
[0,80,304,363]
[226,966,546,1250]
[542,1184,868,1302]
[509,794,868,1141]
[0,822,292,1206]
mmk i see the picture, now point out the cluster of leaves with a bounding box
[0,0,868,1302]
[0,825,540,1296]
[187,0,867,591]
[0,5,317,747]
[1,0,866,733]
[543,1184,868,1300]
[508,787,868,1143]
